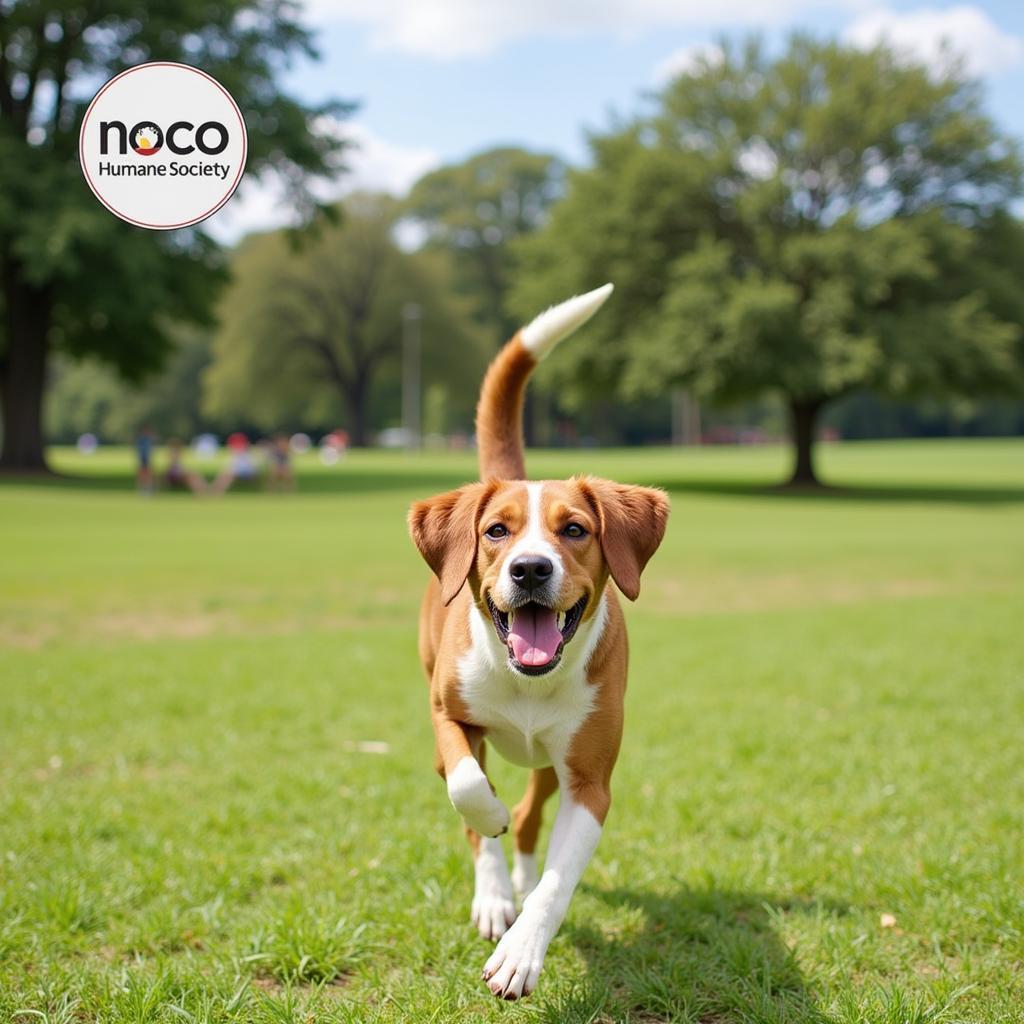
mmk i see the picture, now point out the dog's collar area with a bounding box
[485,593,588,676]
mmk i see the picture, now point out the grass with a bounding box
[1,438,1022,1023]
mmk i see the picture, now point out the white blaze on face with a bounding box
[495,482,564,609]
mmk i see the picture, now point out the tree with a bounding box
[203,195,489,444]
[46,327,215,443]
[512,37,1024,485]
[0,0,351,471]
[405,147,565,342]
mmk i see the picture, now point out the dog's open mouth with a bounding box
[486,594,588,675]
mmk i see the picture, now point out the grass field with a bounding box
[1,439,1022,1023]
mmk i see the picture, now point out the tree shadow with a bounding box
[647,477,1024,506]
[5,464,1021,506]
[558,883,842,1023]
[0,465,474,496]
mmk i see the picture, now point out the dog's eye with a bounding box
[484,523,508,540]
[563,523,587,539]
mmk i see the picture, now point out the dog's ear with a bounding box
[409,482,495,606]
[578,477,669,601]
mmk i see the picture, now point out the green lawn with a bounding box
[1,439,1022,1023]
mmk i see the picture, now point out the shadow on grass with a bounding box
[555,884,839,1023]
[646,478,1024,506]
[0,466,475,496]
[4,469,1022,505]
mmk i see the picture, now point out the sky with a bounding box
[205,0,1024,240]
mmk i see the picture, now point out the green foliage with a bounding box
[46,328,214,442]
[203,195,490,441]
[1,441,1023,1020]
[405,147,565,341]
[628,214,1020,404]
[0,0,352,467]
[511,37,1024,480]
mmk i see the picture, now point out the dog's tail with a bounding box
[476,283,613,480]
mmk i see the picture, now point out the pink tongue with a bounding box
[508,605,563,667]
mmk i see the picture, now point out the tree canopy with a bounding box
[203,195,490,444]
[0,0,351,470]
[511,37,1024,483]
[404,147,565,343]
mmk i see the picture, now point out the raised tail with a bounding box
[475,283,613,479]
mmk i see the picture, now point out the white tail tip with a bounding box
[520,283,613,359]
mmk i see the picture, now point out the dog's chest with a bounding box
[457,605,602,770]
[461,667,595,769]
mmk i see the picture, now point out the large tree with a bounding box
[203,195,489,444]
[512,37,1024,485]
[0,0,351,471]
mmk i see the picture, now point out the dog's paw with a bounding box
[472,891,517,941]
[447,757,510,838]
[473,838,517,941]
[481,915,551,1000]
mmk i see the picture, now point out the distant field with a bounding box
[1,439,1022,1023]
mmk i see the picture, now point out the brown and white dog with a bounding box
[408,284,669,1000]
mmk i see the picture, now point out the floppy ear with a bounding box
[408,482,494,606]
[579,477,669,601]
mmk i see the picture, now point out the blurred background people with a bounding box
[135,425,156,494]
[211,433,261,495]
[267,434,295,492]
[163,439,208,495]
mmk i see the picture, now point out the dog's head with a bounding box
[409,477,668,676]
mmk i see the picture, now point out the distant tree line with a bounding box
[6,21,1024,486]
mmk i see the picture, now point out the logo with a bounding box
[130,122,163,156]
[79,63,247,230]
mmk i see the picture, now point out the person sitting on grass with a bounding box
[163,438,207,495]
[267,433,295,492]
[210,433,261,495]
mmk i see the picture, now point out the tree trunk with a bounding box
[0,262,52,472]
[786,397,824,487]
[346,373,370,447]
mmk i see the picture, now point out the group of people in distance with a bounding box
[136,428,296,495]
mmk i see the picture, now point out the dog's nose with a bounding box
[509,555,554,592]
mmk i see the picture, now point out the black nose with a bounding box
[509,555,554,592]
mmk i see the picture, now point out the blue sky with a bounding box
[209,1,1024,238]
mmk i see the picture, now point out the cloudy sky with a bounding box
[206,0,1024,239]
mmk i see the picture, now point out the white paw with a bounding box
[472,890,517,941]
[511,850,539,901]
[482,915,551,1000]
[472,838,517,941]
[447,757,510,838]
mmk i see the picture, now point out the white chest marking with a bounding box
[458,592,608,769]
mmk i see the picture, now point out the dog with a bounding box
[408,283,669,1000]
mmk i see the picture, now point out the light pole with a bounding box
[402,303,422,450]
[671,388,701,446]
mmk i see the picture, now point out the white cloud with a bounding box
[653,42,724,84]
[342,122,440,194]
[304,0,835,60]
[204,121,439,243]
[843,5,1024,78]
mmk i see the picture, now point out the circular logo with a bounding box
[79,62,247,230]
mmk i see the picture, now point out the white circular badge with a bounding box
[79,62,247,230]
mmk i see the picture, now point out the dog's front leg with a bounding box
[431,701,510,839]
[482,779,609,1000]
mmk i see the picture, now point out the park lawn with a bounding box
[1,439,1022,1023]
